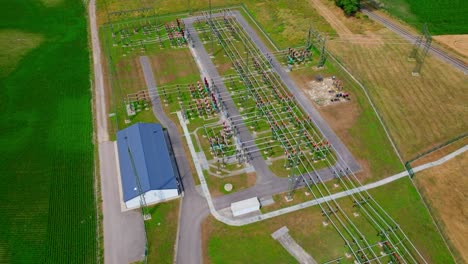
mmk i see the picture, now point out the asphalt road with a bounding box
[140,56,210,264]
[90,0,147,263]
[362,9,468,75]
[99,141,146,264]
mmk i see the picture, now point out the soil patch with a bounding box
[304,77,351,106]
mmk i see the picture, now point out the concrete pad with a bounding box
[271,226,317,264]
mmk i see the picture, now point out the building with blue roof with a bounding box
[116,123,180,209]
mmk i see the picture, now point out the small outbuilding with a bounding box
[230,197,260,217]
[116,123,180,209]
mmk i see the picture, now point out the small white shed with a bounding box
[230,197,260,217]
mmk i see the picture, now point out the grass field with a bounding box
[414,151,468,263]
[328,37,468,160]
[203,177,454,263]
[376,0,468,35]
[145,200,180,264]
[0,0,96,263]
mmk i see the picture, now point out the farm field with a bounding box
[376,0,468,35]
[203,177,454,263]
[414,151,468,264]
[0,0,96,263]
[327,38,468,160]
[305,0,468,162]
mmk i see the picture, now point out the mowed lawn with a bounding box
[415,151,468,263]
[0,0,96,263]
[328,38,468,160]
[145,200,180,264]
[203,177,454,263]
[377,0,468,35]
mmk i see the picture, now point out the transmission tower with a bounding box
[408,35,423,61]
[410,24,432,76]
[307,25,327,68]
[317,37,327,68]
[287,144,301,200]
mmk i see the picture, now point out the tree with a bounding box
[335,0,360,16]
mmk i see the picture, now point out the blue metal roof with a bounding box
[116,123,178,202]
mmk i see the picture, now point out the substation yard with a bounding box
[103,8,434,264]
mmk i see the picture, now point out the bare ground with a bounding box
[415,152,468,264]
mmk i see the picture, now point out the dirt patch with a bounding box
[415,152,468,263]
[304,76,351,106]
[433,35,468,63]
[319,99,360,134]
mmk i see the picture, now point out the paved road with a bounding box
[89,0,147,263]
[89,0,109,143]
[362,9,468,75]
[140,56,209,264]
[99,142,146,264]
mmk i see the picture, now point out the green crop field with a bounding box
[377,0,468,34]
[0,0,96,263]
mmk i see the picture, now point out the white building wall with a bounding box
[231,197,260,217]
[125,189,179,209]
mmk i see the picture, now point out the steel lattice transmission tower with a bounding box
[409,23,432,76]
[306,26,327,68]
